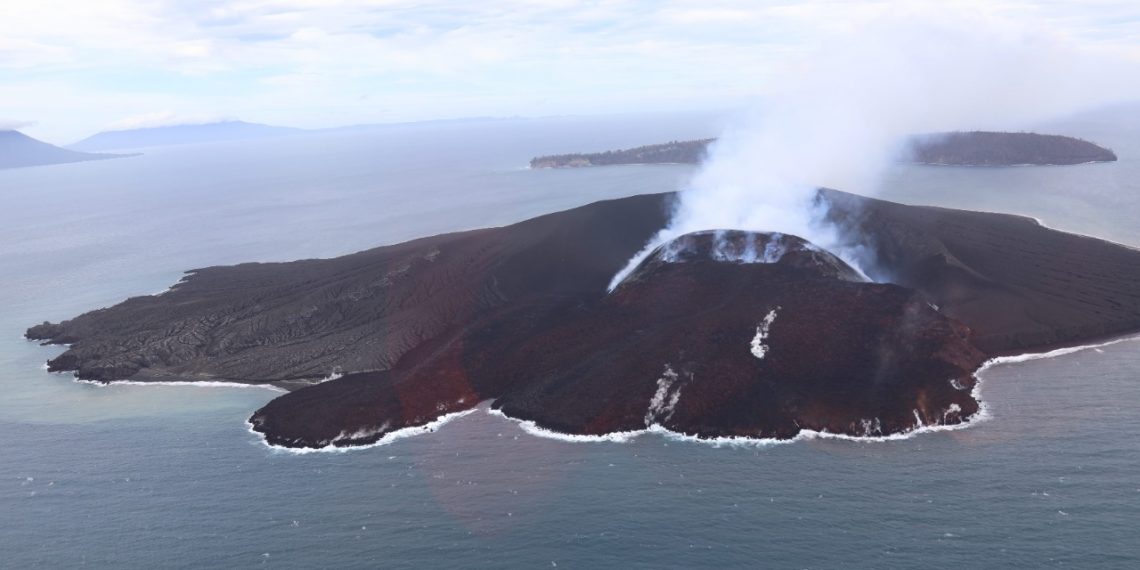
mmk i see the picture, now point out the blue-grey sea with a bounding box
[2,111,1138,568]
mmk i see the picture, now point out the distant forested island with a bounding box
[530,139,714,168]
[530,131,1116,168]
[907,131,1116,166]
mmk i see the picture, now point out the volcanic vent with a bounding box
[617,230,867,287]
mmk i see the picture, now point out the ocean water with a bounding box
[2,112,1139,568]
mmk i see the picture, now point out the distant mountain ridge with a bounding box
[1,130,131,170]
[70,120,304,151]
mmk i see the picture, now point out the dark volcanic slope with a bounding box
[29,191,1140,447]
[27,194,671,384]
[823,190,1140,354]
[907,131,1117,166]
[251,231,985,447]
[1,130,130,170]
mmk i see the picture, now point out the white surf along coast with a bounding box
[46,364,357,393]
[52,370,288,393]
[247,408,480,455]
[257,333,1140,453]
[35,275,1138,453]
[39,355,347,393]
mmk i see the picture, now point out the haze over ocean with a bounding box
[2,111,1139,568]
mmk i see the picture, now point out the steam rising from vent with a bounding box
[609,6,1136,290]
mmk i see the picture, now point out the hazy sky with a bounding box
[3,0,1140,143]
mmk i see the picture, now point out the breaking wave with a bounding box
[486,407,644,442]
[978,334,1140,367]
[73,377,286,392]
[486,403,986,448]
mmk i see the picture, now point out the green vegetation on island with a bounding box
[530,138,714,168]
[907,131,1117,166]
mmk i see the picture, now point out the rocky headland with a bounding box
[27,191,1140,448]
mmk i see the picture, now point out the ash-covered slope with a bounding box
[488,232,984,440]
[27,193,671,385]
[251,231,985,447]
[822,190,1140,354]
[28,191,1140,447]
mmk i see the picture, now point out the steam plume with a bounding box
[609,6,1138,290]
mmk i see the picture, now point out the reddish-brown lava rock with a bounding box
[251,231,987,447]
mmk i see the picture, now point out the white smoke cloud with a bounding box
[0,118,37,131]
[609,5,1140,290]
[104,111,233,132]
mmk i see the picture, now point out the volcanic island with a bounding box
[27,188,1140,449]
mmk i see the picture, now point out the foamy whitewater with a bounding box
[81,379,287,392]
[247,409,480,455]
[236,333,1140,453]
[52,369,288,392]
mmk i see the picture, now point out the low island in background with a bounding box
[530,131,1117,169]
[530,139,715,168]
[908,131,1117,165]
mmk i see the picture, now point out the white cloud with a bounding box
[104,111,234,131]
[0,119,38,131]
[0,36,72,69]
[2,0,1140,142]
